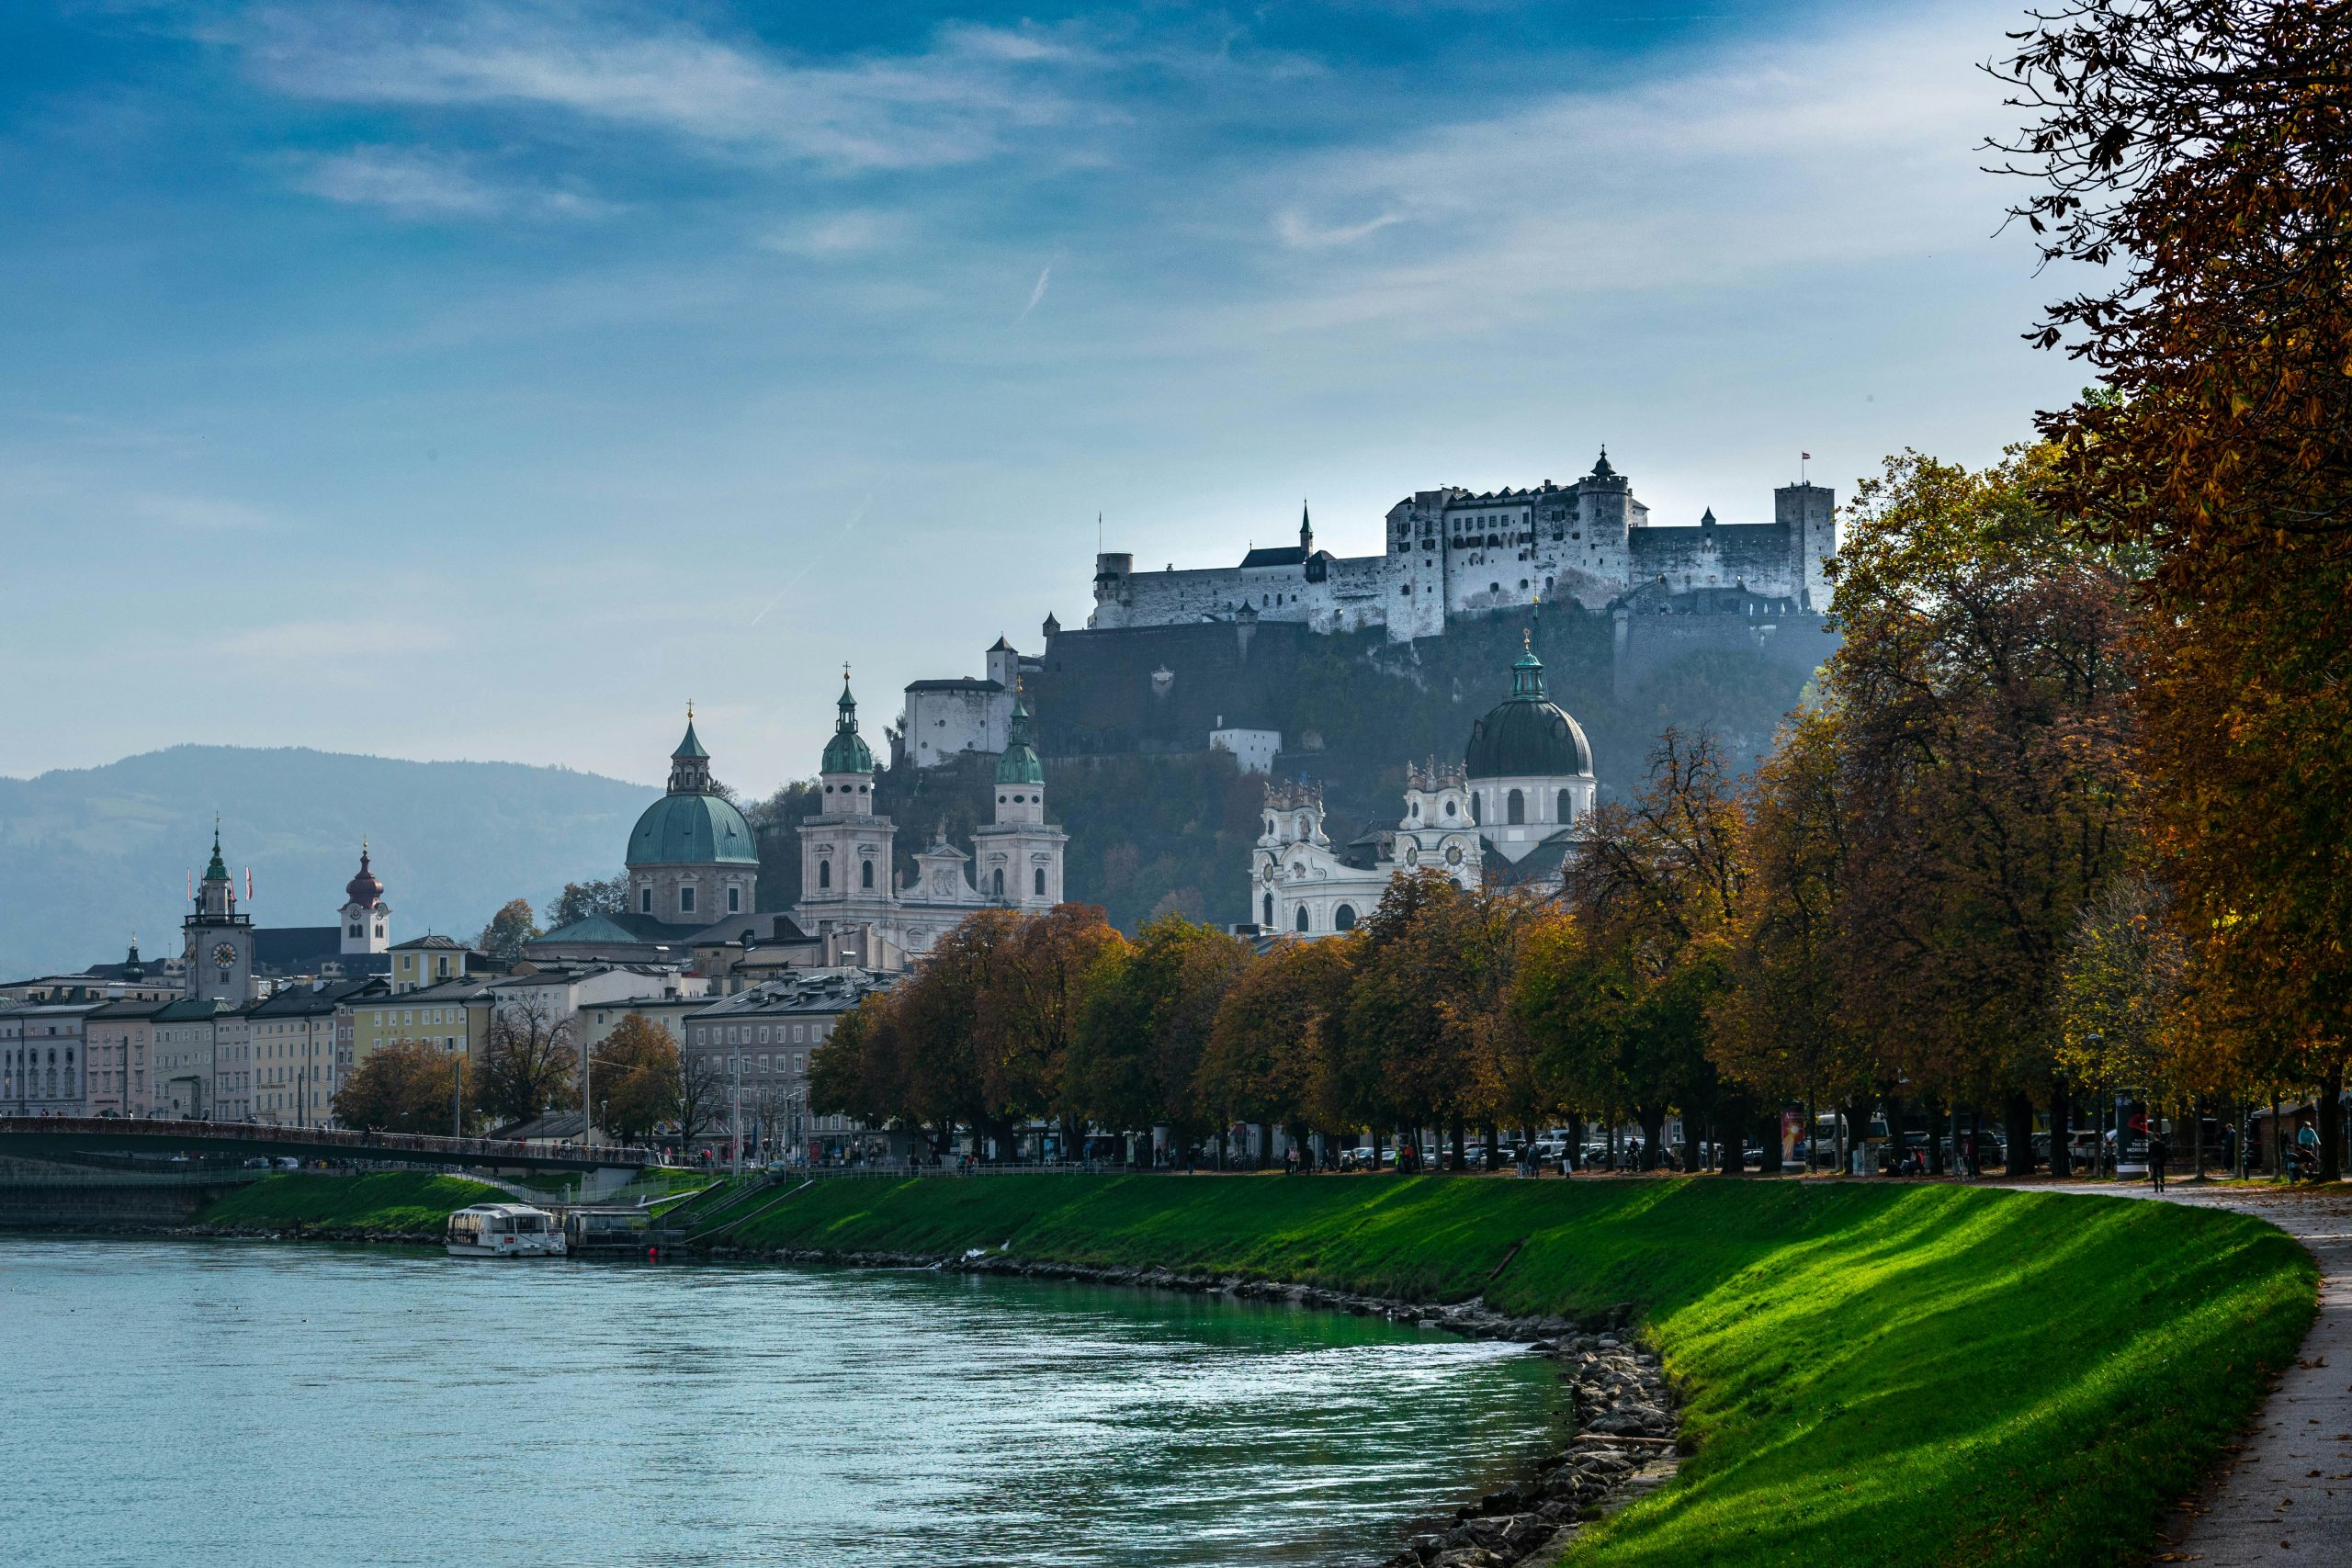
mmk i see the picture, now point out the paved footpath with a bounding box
[2038,1179,2352,1563]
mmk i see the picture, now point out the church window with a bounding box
[1444,799,1457,818]
[1034,868,1046,896]
[1508,790,1526,826]
[1557,788,1573,822]
[991,868,1005,897]
[818,862,831,889]
[728,886,741,914]
[1295,907,1310,932]
[861,861,875,889]
[1334,905,1356,931]
[640,887,653,913]
[680,886,696,914]
[1262,893,1273,925]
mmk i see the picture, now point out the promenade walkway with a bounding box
[2041,1179,2352,1564]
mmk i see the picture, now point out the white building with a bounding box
[1253,643,1596,936]
[1210,725,1283,774]
[901,637,1035,768]
[793,675,1068,955]
[1091,453,1837,643]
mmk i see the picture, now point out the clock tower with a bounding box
[182,822,254,1003]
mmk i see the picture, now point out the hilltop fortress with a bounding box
[1090,448,1836,643]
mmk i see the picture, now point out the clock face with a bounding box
[212,942,237,971]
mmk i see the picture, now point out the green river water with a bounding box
[0,1236,1573,1567]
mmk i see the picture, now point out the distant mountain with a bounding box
[0,746,656,978]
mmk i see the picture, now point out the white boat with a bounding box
[445,1202,568,1258]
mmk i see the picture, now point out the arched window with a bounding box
[862,861,875,890]
[1295,907,1310,932]
[1034,867,1046,897]
[1507,789,1525,825]
[1262,893,1273,926]
[991,868,1005,897]
[818,862,831,889]
[1334,904,1356,931]
[1557,788,1572,822]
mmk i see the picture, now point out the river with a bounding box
[0,1236,1572,1567]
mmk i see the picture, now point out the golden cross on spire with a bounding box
[842,660,852,684]
[686,698,695,721]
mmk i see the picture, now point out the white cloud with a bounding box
[1017,263,1052,321]
[291,145,616,220]
[130,493,276,531]
[1232,6,2014,335]
[232,5,1097,173]
[760,209,903,258]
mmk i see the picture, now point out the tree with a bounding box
[469,994,579,1128]
[973,904,1125,1152]
[1076,916,1250,1159]
[476,898,540,964]
[1201,933,1354,1159]
[591,1013,679,1145]
[675,1043,727,1150]
[1994,0,2352,1174]
[1825,450,2141,1169]
[334,1039,463,1134]
[543,873,630,931]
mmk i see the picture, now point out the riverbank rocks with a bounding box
[741,1243,1681,1568]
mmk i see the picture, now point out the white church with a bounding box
[1253,640,1595,935]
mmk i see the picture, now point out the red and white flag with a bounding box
[245,868,254,902]
[1801,451,1812,461]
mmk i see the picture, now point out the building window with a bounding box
[727,886,741,913]
[680,886,696,914]
[991,868,1005,897]
[1334,904,1356,931]
[861,860,875,890]
[1295,907,1310,932]
[1508,789,1526,826]
[818,861,831,889]
[1557,787,1573,821]
[1262,893,1273,926]
[1034,867,1046,897]
[640,887,653,913]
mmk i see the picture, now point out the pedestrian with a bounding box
[2147,1128,2170,1191]
[2296,1118,2321,1181]
[2220,1122,2239,1178]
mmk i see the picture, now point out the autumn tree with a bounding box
[972,904,1125,1155]
[476,898,540,964]
[469,994,579,1128]
[1191,929,1337,1160]
[1071,915,1250,1161]
[589,1013,679,1145]
[1826,450,2140,1170]
[334,1039,463,1134]
[1994,0,2352,1177]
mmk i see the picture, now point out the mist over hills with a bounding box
[0,746,654,978]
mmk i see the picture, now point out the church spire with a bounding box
[1299,499,1313,554]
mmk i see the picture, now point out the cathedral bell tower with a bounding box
[971,694,1066,908]
[799,668,897,906]
[182,821,254,1003]
[340,840,390,956]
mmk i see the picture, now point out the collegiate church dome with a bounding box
[1464,643,1594,780]
[628,713,759,869]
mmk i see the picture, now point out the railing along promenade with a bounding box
[0,1116,658,1170]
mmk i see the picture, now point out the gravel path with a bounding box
[2038,1179,2352,1564]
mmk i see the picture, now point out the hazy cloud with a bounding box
[291,145,616,219]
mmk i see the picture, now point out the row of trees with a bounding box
[332,1002,720,1147]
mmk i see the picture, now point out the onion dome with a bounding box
[821,670,875,775]
[995,697,1046,786]
[344,841,385,909]
[122,937,144,983]
[1464,638,1594,779]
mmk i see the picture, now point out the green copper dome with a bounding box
[203,826,229,882]
[994,698,1045,786]
[1464,642,1593,780]
[627,792,758,869]
[821,674,875,774]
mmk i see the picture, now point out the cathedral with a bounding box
[790,672,1067,955]
[1253,640,1594,935]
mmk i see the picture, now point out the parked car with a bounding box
[1340,1146,1375,1172]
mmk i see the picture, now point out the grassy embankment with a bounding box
[692,1175,2313,1568]
[195,1171,504,1232]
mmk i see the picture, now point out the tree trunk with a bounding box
[1720,1096,1749,1175]
[1838,1100,1869,1175]
[1565,1112,1584,1172]
[2049,1078,2074,1179]
[1450,1117,1466,1173]
[1371,1128,1385,1172]
[1638,1105,1668,1171]
[1680,1111,1702,1177]
[2191,1100,2208,1181]
[2003,1091,2035,1177]
[1485,1123,1501,1172]
[2322,1063,2346,1183]
[1925,1099,1947,1176]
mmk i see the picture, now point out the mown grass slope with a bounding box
[714,1175,2312,1568]
[195,1171,504,1232]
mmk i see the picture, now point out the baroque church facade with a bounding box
[1090,448,1837,643]
[1254,642,1595,936]
[792,674,1067,954]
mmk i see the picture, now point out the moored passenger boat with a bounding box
[446,1202,567,1258]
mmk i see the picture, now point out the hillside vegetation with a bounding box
[697,1174,2311,1568]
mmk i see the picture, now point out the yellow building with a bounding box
[390,935,478,995]
[345,977,494,1073]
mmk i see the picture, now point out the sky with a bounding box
[0,0,2085,793]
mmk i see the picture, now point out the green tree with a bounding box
[1073,916,1250,1160]
[542,873,630,931]
[334,1039,463,1134]
[475,898,540,964]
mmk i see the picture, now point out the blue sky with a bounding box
[0,0,2079,791]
